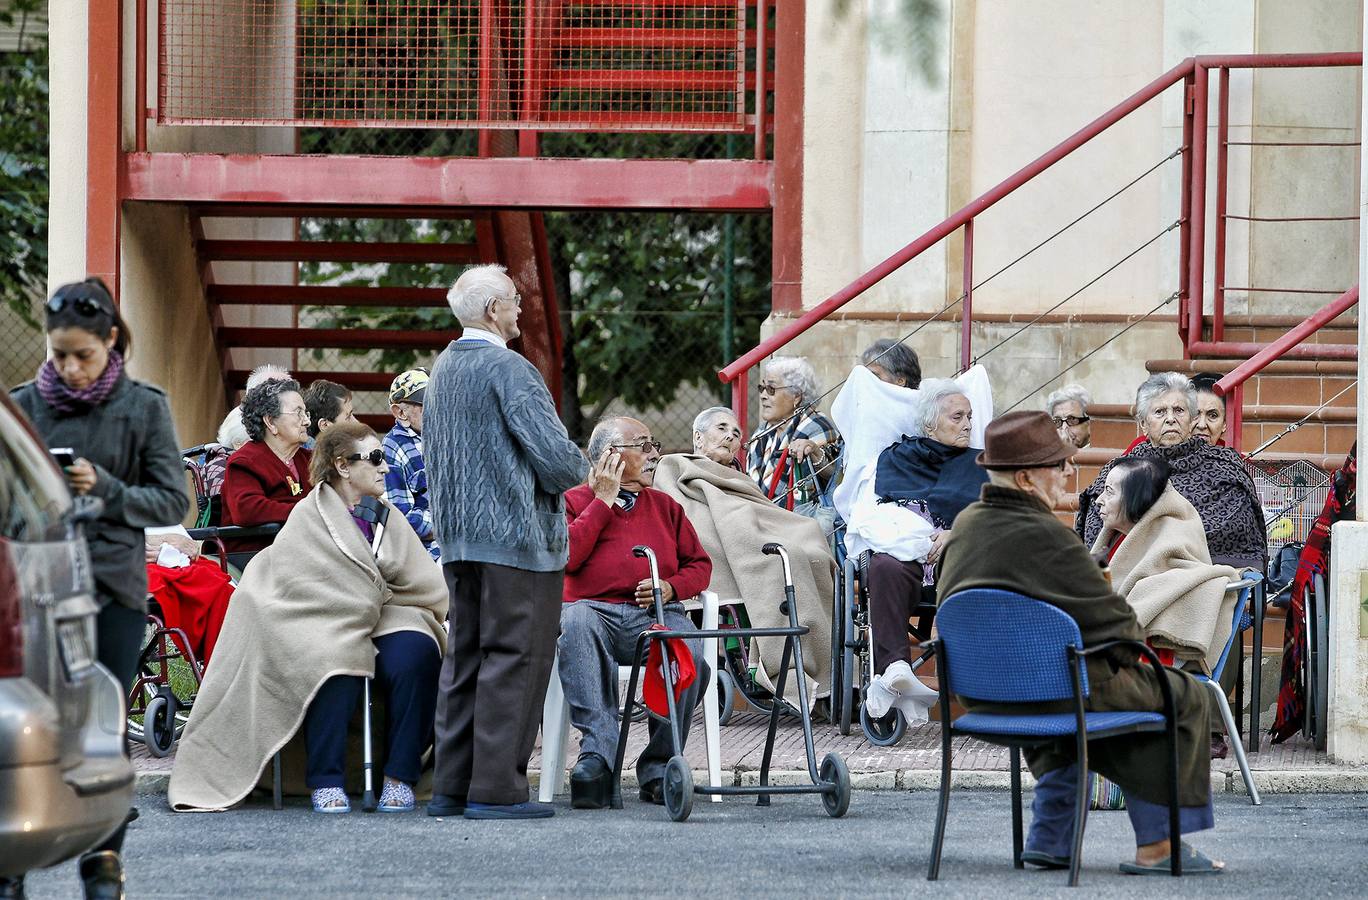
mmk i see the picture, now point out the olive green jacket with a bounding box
[937,484,1214,808]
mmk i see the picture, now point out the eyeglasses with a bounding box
[487,292,523,312]
[278,407,310,422]
[345,449,387,466]
[46,284,112,319]
[758,382,789,397]
[612,439,662,454]
[1051,415,1090,428]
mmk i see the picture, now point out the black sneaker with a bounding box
[426,794,467,817]
[0,875,25,900]
[638,778,665,805]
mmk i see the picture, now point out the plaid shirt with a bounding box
[746,410,843,508]
[382,421,440,561]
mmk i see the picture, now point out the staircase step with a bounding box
[199,240,481,264]
[209,284,449,307]
[1147,359,1358,376]
[227,370,400,391]
[219,327,455,349]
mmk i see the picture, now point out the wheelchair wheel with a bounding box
[819,752,852,818]
[144,691,178,758]
[716,667,737,727]
[663,756,694,822]
[860,700,906,747]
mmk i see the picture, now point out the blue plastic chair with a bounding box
[1193,572,1263,805]
[926,589,1182,886]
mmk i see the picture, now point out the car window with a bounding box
[0,399,69,542]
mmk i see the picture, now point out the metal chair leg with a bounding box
[1206,679,1260,805]
[1009,747,1024,869]
[927,724,952,881]
[272,752,282,810]
[1068,748,1088,888]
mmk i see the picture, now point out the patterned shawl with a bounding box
[1078,436,1267,568]
[746,410,844,508]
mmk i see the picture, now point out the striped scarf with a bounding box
[36,351,125,414]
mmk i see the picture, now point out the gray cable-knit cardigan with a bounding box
[425,339,588,571]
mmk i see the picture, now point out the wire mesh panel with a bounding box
[1245,458,1331,556]
[158,0,754,131]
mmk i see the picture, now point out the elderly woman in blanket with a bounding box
[830,362,994,725]
[1092,455,1242,758]
[169,422,448,815]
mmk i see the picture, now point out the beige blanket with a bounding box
[655,454,835,702]
[1091,486,1238,672]
[168,484,448,811]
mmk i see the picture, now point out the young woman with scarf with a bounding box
[9,277,188,898]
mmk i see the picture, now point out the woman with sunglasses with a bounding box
[9,277,189,896]
[170,422,447,815]
[220,377,314,556]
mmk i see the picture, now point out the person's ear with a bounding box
[104,327,119,351]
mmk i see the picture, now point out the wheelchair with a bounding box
[127,446,279,756]
[829,550,938,746]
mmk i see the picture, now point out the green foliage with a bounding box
[0,0,48,329]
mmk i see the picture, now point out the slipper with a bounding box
[1020,850,1071,870]
[311,787,350,814]
[1119,842,1224,876]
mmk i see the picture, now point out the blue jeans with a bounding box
[1026,764,1215,856]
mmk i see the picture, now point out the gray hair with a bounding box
[240,378,301,443]
[1134,372,1197,423]
[246,363,291,391]
[216,406,249,450]
[915,378,970,437]
[860,339,922,388]
[692,406,735,435]
[447,264,512,324]
[587,417,630,462]
[1046,383,1091,416]
[761,356,820,406]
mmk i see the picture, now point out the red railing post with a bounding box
[1186,63,1208,349]
[753,0,768,160]
[961,218,974,370]
[1213,66,1230,343]
[732,369,750,440]
[135,0,147,152]
[478,0,495,121]
[1228,382,1244,452]
[1179,72,1194,339]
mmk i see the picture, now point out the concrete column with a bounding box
[1327,16,1368,763]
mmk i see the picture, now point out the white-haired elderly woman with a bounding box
[863,379,989,722]
[1077,372,1265,570]
[692,406,743,468]
[1046,383,1092,449]
[747,356,844,510]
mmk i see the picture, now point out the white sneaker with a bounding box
[881,660,917,695]
[864,675,900,719]
[892,676,938,724]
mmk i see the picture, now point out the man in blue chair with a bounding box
[936,410,1224,876]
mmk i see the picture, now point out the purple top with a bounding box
[350,510,375,545]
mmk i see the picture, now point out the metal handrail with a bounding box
[1212,285,1359,397]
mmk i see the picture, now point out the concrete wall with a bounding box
[780,0,1360,418]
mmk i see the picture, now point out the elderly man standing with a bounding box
[936,411,1223,875]
[425,264,588,820]
[559,417,713,809]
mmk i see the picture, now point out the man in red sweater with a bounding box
[559,417,713,810]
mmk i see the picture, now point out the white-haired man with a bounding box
[425,264,588,820]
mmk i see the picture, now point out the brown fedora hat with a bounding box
[977,410,1076,470]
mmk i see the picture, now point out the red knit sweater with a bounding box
[221,440,313,551]
[563,484,712,604]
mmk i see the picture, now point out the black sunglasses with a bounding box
[612,439,662,454]
[344,449,386,466]
[46,284,113,320]
[1051,415,1090,428]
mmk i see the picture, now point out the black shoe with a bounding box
[426,794,467,817]
[0,875,25,900]
[570,755,613,810]
[638,778,665,805]
[79,851,124,900]
[463,801,555,820]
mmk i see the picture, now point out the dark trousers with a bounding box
[433,561,562,805]
[302,631,441,789]
[1027,764,1215,856]
[867,552,926,672]
[96,600,147,857]
[557,600,709,784]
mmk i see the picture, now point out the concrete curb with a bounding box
[136,766,1368,796]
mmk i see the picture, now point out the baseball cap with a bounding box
[389,368,430,405]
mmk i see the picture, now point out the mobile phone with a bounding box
[50,447,76,468]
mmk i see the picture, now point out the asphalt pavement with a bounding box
[26,787,1368,898]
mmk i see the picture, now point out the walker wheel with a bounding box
[663,756,694,822]
[859,700,906,747]
[144,691,178,758]
[716,668,737,727]
[820,752,851,818]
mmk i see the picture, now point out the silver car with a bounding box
[0,391,133,878]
